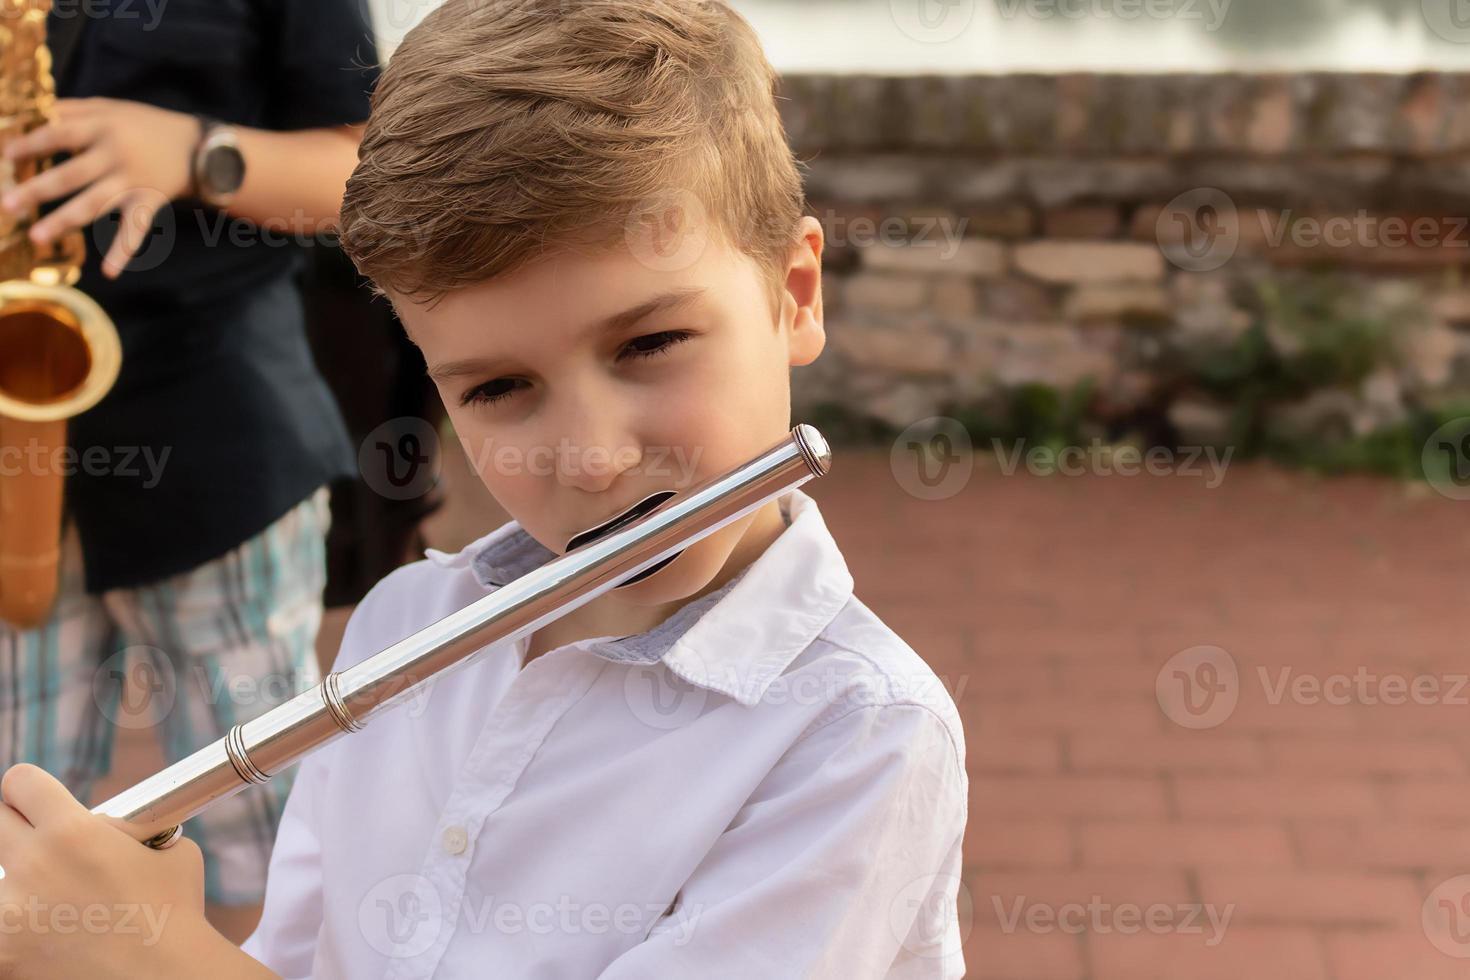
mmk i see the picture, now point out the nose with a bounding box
[549,396,643,494]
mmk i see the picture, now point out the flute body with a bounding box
[92,425,832,848]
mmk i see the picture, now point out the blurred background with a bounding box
[88,0,1470,976]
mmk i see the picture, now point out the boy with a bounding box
[0,1,968,977]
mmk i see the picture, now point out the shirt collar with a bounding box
[423,487,855,706]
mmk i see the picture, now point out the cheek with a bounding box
[448,412,535,503]
[676,371,789,475]
[639,339,786,468]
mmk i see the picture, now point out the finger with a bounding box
[164,835,206,905]
[30,176,127,245]
[54,97,105,118]
[0,148,111,215]
[1,116,100,164]
[0,764,86,831]
[155,834,203,881]
[0,801,33,857]
[102,192,165,278]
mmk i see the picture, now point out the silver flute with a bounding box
[92,425,832,848]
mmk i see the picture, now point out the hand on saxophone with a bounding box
[0,763,236,979]
[0,96,199,280]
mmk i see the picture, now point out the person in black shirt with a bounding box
[0,0,380,942]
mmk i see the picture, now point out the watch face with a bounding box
[204,144,246,196]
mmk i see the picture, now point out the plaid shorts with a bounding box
[0,486,331,905]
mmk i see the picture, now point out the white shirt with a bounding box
[242,488,968,979]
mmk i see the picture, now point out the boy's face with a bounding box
[392,215,826,608]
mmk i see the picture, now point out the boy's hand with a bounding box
[0,97,200,278]
[0,763,212,980]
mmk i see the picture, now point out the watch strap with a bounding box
[190,114,216,202]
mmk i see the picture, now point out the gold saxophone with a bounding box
[0,0,119,629]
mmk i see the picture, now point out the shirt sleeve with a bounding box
[595,702,970,980]
[261,0,381,130]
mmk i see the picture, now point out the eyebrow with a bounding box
[427,287,707,383]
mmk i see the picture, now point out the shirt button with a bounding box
[442,825,469,856]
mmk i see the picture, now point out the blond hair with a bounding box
[339,0,806,319]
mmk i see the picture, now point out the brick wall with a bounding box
[779,73,1470,446]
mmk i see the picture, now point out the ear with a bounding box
[783,215,826,368]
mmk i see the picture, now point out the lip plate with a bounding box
[563,489,680,554]
[562,489,684,591]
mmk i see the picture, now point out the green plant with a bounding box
[1168,271,1411,458]
[1266,401,1470,479]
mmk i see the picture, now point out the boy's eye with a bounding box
[459,330,694,408]
[461,378,525,408]
[619,329,694,361]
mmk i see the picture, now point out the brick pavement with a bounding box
[96,449,1470,978]
[813,453,1470,980]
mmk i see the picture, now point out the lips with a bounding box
[564,489,682,588]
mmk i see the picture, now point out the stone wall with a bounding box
[777,73,1470,449]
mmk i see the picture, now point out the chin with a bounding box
[610,520,743,606]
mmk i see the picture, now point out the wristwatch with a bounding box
[191,116,246,208]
